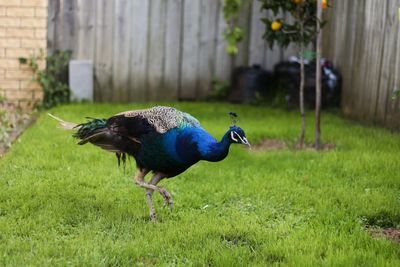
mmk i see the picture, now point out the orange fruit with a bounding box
[292,0,302,4]
[271,21,282,31]
[322,0,328,9]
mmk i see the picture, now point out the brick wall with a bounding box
[0,0,47,109]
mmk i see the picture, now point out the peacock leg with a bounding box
[133,170,172,221]
[147,173,172,210]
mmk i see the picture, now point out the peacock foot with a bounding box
[159,188,173,210]
[149,212,156,222]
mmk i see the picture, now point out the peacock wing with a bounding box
[107,106,201,140]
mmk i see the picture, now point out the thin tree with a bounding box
[315,0,323,150]
[260,0,328,148]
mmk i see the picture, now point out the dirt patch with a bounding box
[369,228,400,242]
[253,138,335,151]
[253,139,286,150]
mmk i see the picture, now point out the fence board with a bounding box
[248,0,266,66]
[147,0,167,101]
[112,0,131,101]
[197,0,219,99]
[94,0,113,101]
[323,0,400,128]
[163,0,182,101]
[129,0,150,102]
[180,0,201,100]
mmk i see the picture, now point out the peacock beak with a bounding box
[242,137,251,147]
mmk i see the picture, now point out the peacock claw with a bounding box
[159,188,173,211]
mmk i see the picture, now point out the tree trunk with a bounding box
[315,0,323,150]
[299,26,306,148]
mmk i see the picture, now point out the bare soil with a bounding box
[253,139,286,150]
[369,228,400,242]
[253,138,336,151]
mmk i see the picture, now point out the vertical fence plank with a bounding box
[214,0,232,82]
[112,0,131,101]
[62,0,78,55]
[76,0,96,60]
[248,0,266,66]
[234,0,252,67]
[147,0,167,101]
[179,0,201,100]
[47,0,60,55]
[376,0,398,123]
[129,0,150,102]
[163,0,183,101]
[197,0,219,99]
[94,0,114,101]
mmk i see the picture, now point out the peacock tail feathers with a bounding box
[73,118,107,140]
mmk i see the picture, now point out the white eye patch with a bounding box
[230,131,238,142]
[231,131,245,143]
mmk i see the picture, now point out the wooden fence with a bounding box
[47,0,296,102]
[323,0,400,128]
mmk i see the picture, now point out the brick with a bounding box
[5,48,34,58]
[5,27,34,38]
[33,89,43,99]
[0,38,20,48]
[0,58,20,69]
[0,28,5,37]
[0,48,5,57]
[0,80,19,89]
[18,100,36,110]
[34,7,47,18]
[20,80,41,90]
[21,0,46,7]
[0,17,20,27]
[20,17,46,28]
[5,89,33,100]
[0,7,6,16]
[0,0,20,6]
[5,69,33,79]
[7,7,34,17]
[21,38,45,48]
[34,28,46,38]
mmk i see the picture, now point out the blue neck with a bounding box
[201,131,232,162]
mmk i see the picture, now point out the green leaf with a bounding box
[18,57,27,64]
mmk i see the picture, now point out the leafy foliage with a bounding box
[19,50,72,109]
[260,0,327,49]
[208,79,230,101]
[392,88,400,100]
[223,0,244,55]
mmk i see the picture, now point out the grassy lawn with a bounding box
[0,102,399,266]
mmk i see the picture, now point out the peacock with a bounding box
[49,106,250,221]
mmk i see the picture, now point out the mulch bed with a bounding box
[0,102,35,157]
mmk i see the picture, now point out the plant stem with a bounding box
[315,0,322,150]
[299,24,306,148]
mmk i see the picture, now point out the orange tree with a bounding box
[260,0,327,148]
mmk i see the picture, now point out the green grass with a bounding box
[0,102,399,266]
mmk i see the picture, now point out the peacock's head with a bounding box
[228,126,250,147]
